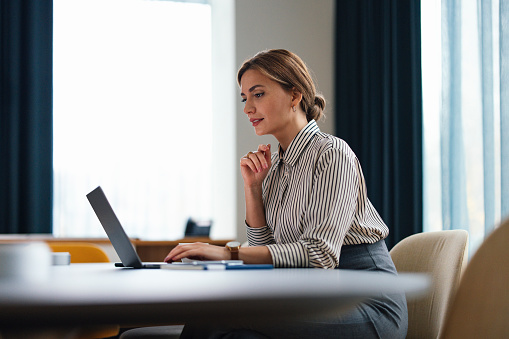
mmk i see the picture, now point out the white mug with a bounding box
[0,242,51,283]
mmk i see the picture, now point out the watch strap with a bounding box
[226,241,241,260]
[230,249,239,260]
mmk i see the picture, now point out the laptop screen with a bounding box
[86,186,144,268]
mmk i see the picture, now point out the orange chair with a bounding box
[48,242,111,263]
[48,242,119,339]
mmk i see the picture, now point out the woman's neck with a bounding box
[275,118,308,152]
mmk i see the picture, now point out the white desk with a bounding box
[0,263,429,331]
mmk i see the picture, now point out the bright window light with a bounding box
[421,0,442,233]
[53,0,231,240]
[421,0,504,253]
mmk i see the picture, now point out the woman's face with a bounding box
[240,69,295,139]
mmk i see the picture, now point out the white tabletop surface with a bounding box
[0,263,429,330]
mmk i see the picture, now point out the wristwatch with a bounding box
[225,241,241,260]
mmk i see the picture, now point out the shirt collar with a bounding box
[278,120,320,167]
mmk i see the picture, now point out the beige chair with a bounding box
[390,230,469,339]
[439,217,509,339]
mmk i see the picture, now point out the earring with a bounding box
[292,106,296,112]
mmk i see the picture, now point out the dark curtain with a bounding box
[0,0,53,233]
[335,0,422,249]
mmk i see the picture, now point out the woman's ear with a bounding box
[291,88,303,108]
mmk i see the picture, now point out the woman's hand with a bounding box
[240,144,272,188]
[164,242,229,263]
[165,243,273,265]
[240,144,271,228]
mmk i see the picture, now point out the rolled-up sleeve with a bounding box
[246,223,276,246]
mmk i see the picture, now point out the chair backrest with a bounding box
[390,230,469,339]
[47,242,118,338]
[48,242,110,263]
[439,218,509,339]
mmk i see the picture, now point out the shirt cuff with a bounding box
[245,222,276,246]
[266,242,310,268]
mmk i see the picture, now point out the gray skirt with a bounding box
[180,240,408,339]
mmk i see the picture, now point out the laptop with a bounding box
[86,186,273,270]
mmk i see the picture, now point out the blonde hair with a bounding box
[237,49,325,122]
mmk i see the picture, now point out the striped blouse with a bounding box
[246,120,389,269]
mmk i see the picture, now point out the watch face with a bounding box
[226,241,241,249]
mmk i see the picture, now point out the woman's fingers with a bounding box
[167,249,202,262]
[164,242,225,263]
[164,243,198,262]
[247,152,263,172]
[241,144,271,173]
[256,144,271,169]
[262,144,271,166]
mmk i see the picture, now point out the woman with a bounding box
[166,49,408,338]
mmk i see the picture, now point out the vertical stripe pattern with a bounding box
[246,120,389,268]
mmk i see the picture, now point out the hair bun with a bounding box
[314,95,326,111]
[307,94,325,122]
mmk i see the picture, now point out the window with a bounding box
[53,0,235,240]
[421,0,507,253]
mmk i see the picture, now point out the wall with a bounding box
[234,0,335,242]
